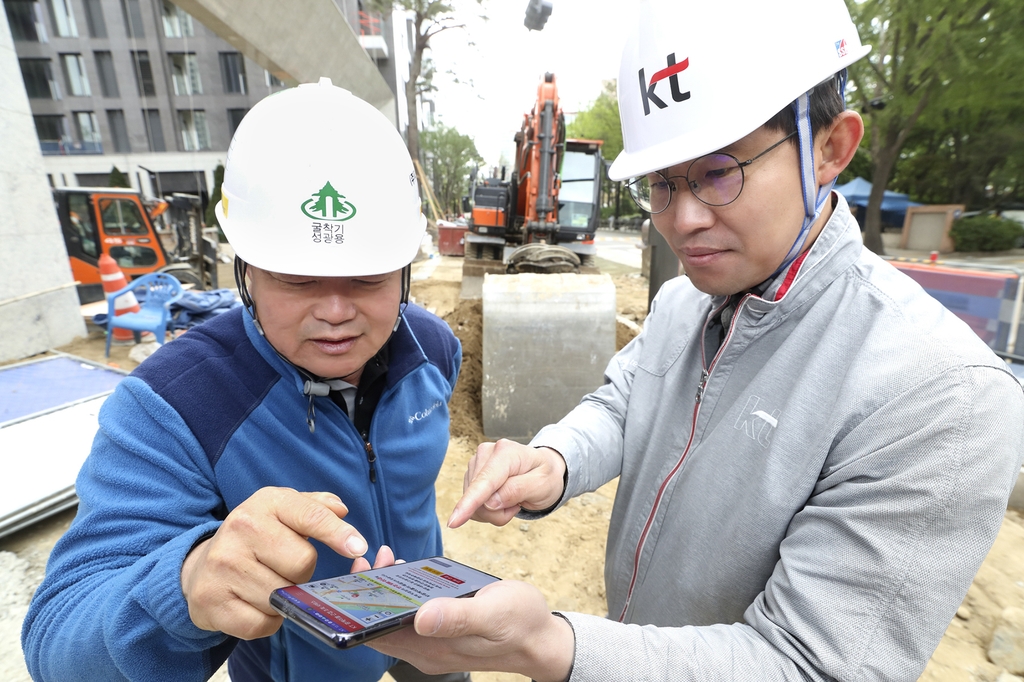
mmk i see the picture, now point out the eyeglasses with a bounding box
[626,131,798,213]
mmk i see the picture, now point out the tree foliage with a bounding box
[566,81,635,220]
[420,123,482,218]
[847,0,1024,254]
[365,0,483,165]
[567,81,622,161]
[949,214,1024,252]
[108,166,130,188]
[205,164,224,229]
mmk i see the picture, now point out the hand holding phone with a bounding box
[270,557,500,649]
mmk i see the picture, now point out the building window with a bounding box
[178,110,210,151]
[265,69,283,88]
[227,108,247,137]
[94,51,119,97]
[73,111,102,152]
[6,1,48,41]
[82,0,106,37]
[161,0,193,37]
[67,192,100,258]
[61,53,91,96]
[100,198,147,236]
[121,0,144,38]
[143,109,165,151]
[34,114,70,154]
[20,58,60,99]
[107,109,130,153]
[169,53,202,95]
[219,52,246,94]
[131,51,156,97]
[46,0,77,37]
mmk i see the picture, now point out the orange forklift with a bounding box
[55,187,218,304]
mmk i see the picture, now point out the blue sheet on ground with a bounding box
[170,288,241,330]
[0,357,125,425]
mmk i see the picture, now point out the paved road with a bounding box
[595,228,643,270]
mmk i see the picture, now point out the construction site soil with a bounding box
[1,258,1022,682]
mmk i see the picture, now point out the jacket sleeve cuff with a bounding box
[557,612,609,682]
[143,520,227,645]
[517,465,569,520]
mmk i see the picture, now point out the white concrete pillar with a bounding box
[0,9,86,363]
[482,273,617,441]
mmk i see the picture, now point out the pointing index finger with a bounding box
[447,459,513,529]
[278,493,367,558]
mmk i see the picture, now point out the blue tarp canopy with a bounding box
[835,177,922,226]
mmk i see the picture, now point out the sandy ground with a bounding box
[1,251,1022,682]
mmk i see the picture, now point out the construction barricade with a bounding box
[888,257,1024,356]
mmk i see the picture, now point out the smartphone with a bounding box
[269,556,500,649]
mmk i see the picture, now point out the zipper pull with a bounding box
[364,440,377,483]
[695,369,710,404]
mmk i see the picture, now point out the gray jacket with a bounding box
[531,196,1024,681]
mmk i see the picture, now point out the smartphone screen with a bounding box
[270,556,500,649]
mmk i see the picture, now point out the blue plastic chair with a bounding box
[105,272,185,357]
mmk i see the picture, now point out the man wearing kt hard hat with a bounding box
[24,80,468,682]
[366,1,1024,680]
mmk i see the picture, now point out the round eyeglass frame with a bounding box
[626,130,798,214]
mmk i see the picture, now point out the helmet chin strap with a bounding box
[394,263,411,333]
[770,71,848,281]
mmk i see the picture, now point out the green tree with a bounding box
[366,0,483,164]
[891,106,1024,209]
[847,0,1024,254]
[566,81,633,220]
[108,166,130,188]
[421,123,482,218]
[205,164,224,230]
[567,81,622,161]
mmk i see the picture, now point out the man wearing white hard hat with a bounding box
[23,79,468,682]
[366,1,1024,680]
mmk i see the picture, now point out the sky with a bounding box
[425,0,631,169]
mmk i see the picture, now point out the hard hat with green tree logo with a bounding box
[216,77,424,277]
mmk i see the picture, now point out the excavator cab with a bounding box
[470,178,513,238]
[57,188,172,303]
[556,139,604,247]
[55,187,215,304]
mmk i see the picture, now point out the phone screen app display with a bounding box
[276,558,494,634]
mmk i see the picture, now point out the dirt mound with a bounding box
[443,298,485,445]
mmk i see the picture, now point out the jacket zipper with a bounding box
[617,296,747,622]
[363,439,378,483]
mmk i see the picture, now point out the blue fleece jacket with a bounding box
[22,304,461,682]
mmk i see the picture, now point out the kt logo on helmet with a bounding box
[638,53,691,116]
[301,181,358,221]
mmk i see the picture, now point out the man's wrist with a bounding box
[522,448,568,516]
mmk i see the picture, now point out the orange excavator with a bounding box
[464,73,604,272]
[55,187,218,304]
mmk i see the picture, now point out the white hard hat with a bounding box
[216,77,425,276]
[608,0,871,182]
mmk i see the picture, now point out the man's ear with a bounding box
[816,111,865,186]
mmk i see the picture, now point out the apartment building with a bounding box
[3,0,409,201]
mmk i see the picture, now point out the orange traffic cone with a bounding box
[99,253,141,342]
